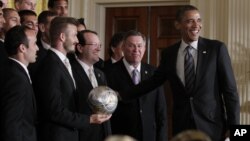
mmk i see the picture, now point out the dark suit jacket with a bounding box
[0,59,37,141]
[106,60,167,141]
[70,57,111,141]
[28,39,48,81]
[124,37,240,141]
[0,40,7,70]
[104,58,112,69]
[33,50,90,141]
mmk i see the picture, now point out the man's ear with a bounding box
[59,33,65,42]
[174,21,181,30]
[38,24,45,33]
[18,44,27,53]
[76,44,83,53]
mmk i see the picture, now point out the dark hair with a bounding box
[108,32,125,57]
[77,18,86,29]
[176,5,198,22]
[18,9,37,24]
[123,30,146,43]
[50,16,78,47]
[75,30,98,56]
[4,25,30,56]
[0,1,3,8]
[48,0,68,9]
[38,10,57,24]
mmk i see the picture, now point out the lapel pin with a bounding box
[98,74,101,77]
[202,51,207,54]
[145,71,148,74]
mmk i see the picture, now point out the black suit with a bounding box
[0,59,37,141]
[106,60,167,141]
[70,57,111,141]
[123,37,240,141]
[0,40,7,70]
[28,39,48,80]
[34,50,90,141]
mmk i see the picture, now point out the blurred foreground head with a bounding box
[170,130,212,141]
[105,135,137,141]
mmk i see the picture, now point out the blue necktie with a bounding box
[184,46,195,95]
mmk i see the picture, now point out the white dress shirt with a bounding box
[123,58,141,82]
[9,57,32,83]
[76,58,98,88]
[176,40,198,85]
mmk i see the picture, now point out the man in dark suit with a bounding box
[33,17,111,141]
[104,32,125,70]
[123,5,240,141]
[0,1,7,69]
[106,30,167,141]
[0,25,38,141]
[70,30,111,141]
[28,10,57,80]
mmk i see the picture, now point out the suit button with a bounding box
[190,97,193,100]
[140,110,142,113]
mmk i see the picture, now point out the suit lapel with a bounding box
[49,51,75,89]
[9,59,37,117]
[193,37,210,93]
[140,64,150,81]
[94,69,106,86]
[72,58,93,89]
[118,60,135,85]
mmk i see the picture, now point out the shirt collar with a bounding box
[122,58,141,74]
[9,57,31,82]
[50,48,67,62]
[41,39,51,50]
[180,39,198,52]
[76,57,94,74]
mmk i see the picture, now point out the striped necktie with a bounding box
[184,46,195,95]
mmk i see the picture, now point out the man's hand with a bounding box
[90,114,112,124]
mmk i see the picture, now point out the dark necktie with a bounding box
[132,69,140,85]
[184,46,195,95]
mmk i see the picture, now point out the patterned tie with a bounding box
[184,46,195,95]
[88,68,98,88]
[132,69,140,85]
[64,58,75,87]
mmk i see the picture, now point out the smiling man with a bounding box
[121,5,240,141]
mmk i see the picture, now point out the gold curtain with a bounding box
[7,0,48,15]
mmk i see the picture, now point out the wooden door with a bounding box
[105,6,182,65]
[105,6,183,139]
[105,7,149,62]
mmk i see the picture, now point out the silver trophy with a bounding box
[88,86,118,114]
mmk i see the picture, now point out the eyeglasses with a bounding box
[85,43,102,48]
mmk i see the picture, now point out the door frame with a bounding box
[86,0,189,58]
